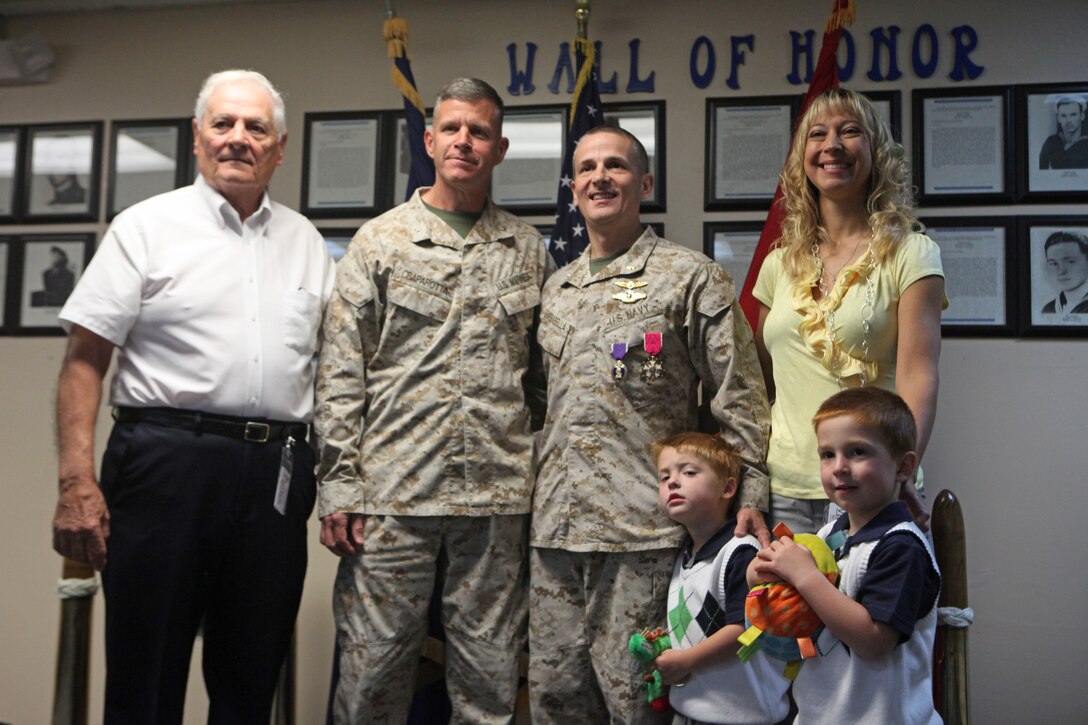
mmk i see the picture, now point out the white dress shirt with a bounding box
[61,176,335,422]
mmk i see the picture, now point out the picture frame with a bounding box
[489,104,566,215]
[0,127,23,222]
[912,86,1014,206]
[318,226,357,263]
[705,95,800,211]
[387,109,433,208]
[1016,83,1088,202]
[862,89,903,143]
[921,216,1017,337]
[1018,216,1088,337]
[301,111,384,218]
[10,233,95,335]
[108,118,191,219]
[603,100,666,212]
[702,221,764,287]
[23,122,103,223]
[0,236,11,333]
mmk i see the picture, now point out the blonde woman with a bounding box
[753,88,944,534]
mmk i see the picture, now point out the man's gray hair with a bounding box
[435,77,504,128]
[194,69,286,136]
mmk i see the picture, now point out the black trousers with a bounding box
[99,418,316,724]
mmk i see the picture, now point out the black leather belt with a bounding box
[114,407,307,444]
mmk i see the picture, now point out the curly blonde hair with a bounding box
[776,88,922,284]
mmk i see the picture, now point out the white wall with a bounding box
[1,1,1086,723]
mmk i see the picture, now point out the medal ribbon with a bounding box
[644,332,662,355]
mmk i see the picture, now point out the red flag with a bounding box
[738,0,855,329]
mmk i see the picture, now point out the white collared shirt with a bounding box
[60,176,335,422]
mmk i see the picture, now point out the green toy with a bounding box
[628,627,672,714]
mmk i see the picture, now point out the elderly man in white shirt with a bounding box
[52,69,334,724]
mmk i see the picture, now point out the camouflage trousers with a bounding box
[528,547,675,725]
[332,514,528,724]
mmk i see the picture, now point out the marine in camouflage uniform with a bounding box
[528,127,770,724]
[315,79,549,724]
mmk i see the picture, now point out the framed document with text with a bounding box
[913,87,1014,205]
[922,216,1016,337]
[490,105,565,215]
[301,111,383,218]
[604,100,666,212]
[702,221,763,286]
[705,96,799,211]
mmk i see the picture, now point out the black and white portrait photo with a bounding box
[1020,85,1088,198]
[17,236,92,331]
[25,124,101,221]
[1025,220,1088,332]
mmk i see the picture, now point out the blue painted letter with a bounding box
[690,36,715,88]
[548,41,574,94]
[626,38,655,93]
[788,29,816,85]
[911,24,938,78]
[949,25,984,81]
[727,34,754,90]
[506,42,537,95]
[867,25,902,81]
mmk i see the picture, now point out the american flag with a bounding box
[550,37,604,267]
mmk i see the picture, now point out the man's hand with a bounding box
[900,482,931,532]
[735,506,771,547]
[320,512,366,557]
[52,478,110,570]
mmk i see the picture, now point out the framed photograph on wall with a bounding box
[603,100,666,212]
[108,118,190,218]
[11,233,95,335]
[301,111,383,218]
[0,127,22,222]
[490,105,565,214]
[702,221,763,287]
[912,87,1014,205]
[705,96,799,211]
[318,227,357,263]
[1016,83,1088,202]
[921,216,1017,337]
[863,90,903,142]
[23,122,103,222]
[1019,216,1088,336]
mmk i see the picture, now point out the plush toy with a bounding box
[737,522,844,678]
[627,627,672,713]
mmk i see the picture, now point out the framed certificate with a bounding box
[10,233,96,335]
[1016,83,1088,202]
[1019,216,1088,337]
[702,221,763,287]
[388,110,433,207]
[23,122,103,223]
[705,96,799,211]
[0,237,11,333]
[108,118,190,218]
[921,216,1016,337]
[912,87,1014,205]
[301,111,383,218]
[603,100,666,212]
[490,105,565,214]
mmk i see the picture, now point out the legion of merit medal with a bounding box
[641,332,664,382]
[611,342,628,380]
[611,278,648,304]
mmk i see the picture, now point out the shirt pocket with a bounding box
[282,288,322,355]
[387,277,453,321]
[602,314,670,412]
[538,315,571,359]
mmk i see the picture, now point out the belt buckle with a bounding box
[244,422,271,443]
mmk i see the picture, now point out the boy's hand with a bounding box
[752,536,818,585]
[654,648,692,686]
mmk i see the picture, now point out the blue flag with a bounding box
[551,37,604,267]
[385,16,435,200]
